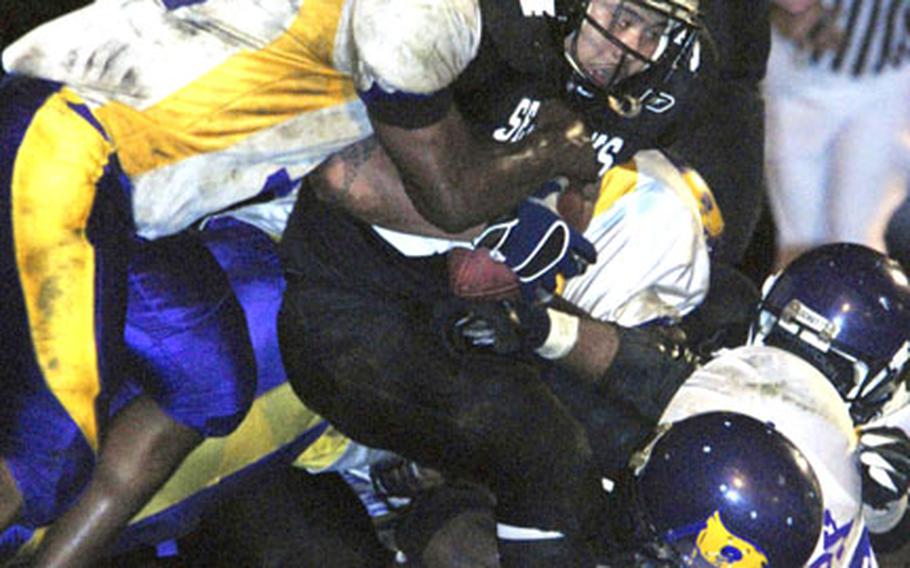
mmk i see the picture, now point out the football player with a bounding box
[0,213,393,565]
[0,1,705,564]
[601,242,910,566]
[621,328,877,565]
[285,134,722,568]
[750,243,910,558]
[655,244,910,564]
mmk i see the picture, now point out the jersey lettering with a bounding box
[808,511,874,568]
[591,132,625,176]
[492,98,540,143]
[519,0,556,17]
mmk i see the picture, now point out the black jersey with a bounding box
[364,0,567,140]
[359,0,704,175]
[700,0,771,82]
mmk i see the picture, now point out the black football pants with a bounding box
[278,198,605,538]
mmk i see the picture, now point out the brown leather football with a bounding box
[447,247,520,301]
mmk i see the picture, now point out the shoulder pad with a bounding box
[352,0,481,94]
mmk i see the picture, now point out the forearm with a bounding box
[373,102,597,233]
[310,136,481,240]
[33,397,201,568]
[0,460,23,533]
[540,305,694,421]
[557,319,622,383]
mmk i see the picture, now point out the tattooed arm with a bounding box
[309,136,481,240]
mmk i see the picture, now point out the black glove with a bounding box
[570,29,706,174]
[434,297,551,357]
[600,325,698,421]
[858,425,910,509]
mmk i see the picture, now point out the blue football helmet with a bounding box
[626,411,823,567]
[554,0,703,115]
[751,243,910,423]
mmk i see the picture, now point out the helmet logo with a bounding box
[780,300,839,348]
[694,511,769,567]
[642,89,676,113]
[519,0,556,17]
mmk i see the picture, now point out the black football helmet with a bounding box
[751,243,910,423]
[622,411,824,567]
[553,0,703,116]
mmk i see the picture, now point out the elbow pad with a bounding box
[598,325,697,421]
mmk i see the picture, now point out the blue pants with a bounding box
[0,75,257,531]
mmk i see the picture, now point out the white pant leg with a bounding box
[765,32,910,251]
[764,36,847,249]
[829,69,910,249]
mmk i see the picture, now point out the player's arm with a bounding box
[352,0,599,233]
[0,461,23,533]
[435,297,696,421]
[309,135,481,240]
[370,102,597,233]
[32,396,201,568]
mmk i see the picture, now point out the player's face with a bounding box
[569,0,668,86]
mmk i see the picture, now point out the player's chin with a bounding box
[583,66,618,90]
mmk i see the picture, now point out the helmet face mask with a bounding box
[750,244,910,423]
[559,0,701,114]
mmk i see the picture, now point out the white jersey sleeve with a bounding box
[3,0,308,108]
[2,0,376,240]
[351,0,482,93]
[561,150,710,326]
[663,345,876,567]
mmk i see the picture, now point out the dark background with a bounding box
[0,0,90,67]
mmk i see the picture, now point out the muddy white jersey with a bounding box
[560,150,719,326]
[662,345,876,567]
[2,0,480,239]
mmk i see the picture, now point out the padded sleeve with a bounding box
[352,0,482,95]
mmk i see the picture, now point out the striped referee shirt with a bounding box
[811,0,910,75]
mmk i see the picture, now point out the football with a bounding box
[447,247,520,301]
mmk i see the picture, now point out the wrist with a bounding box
[534,309,580,360]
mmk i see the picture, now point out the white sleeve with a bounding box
[561,180,710,326]
[352,0,482,94]
[3,0,302,108]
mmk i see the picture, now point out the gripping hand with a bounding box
[858,425,910,509]
[474,180,597,301]
[602,325,698,421]
[434,298,550,357]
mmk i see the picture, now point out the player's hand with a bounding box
[858,425,910,509]
[571,27,704,175]
[474,179,597,301]
[771,0,843,53]
[603,324,699,421]
[433,297,550,357]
